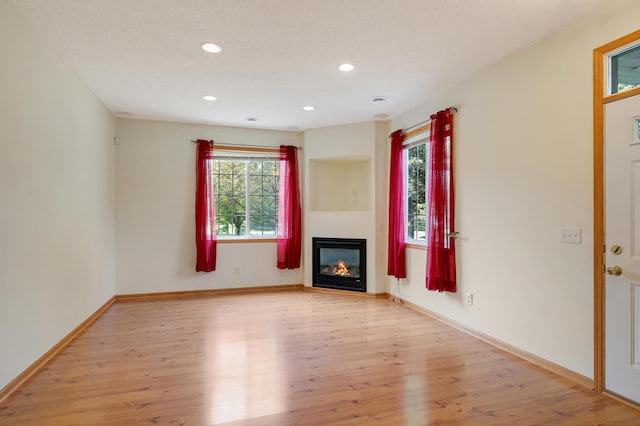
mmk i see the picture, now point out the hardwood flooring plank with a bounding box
[0,292,638,425]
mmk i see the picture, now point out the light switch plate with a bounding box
[560,228,582,244]
[464,293,473,305]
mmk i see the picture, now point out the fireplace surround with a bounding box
[312,237,366,292]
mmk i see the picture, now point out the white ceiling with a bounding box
[11,0,608,131]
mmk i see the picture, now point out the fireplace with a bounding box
[312,237,366,292]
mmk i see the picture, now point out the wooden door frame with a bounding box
[593,29,640,394]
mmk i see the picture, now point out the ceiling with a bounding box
[11,0,609,131]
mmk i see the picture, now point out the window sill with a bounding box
[405,242,426,250]
[218,238,277,244]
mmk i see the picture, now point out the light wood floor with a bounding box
[1,291,638,425]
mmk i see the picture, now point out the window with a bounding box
[404,136,429,243]
[609,43,640,95]
[211,155,279,237]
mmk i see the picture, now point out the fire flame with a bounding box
[334,261,350,276]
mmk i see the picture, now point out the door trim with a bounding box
[593,28,640,394]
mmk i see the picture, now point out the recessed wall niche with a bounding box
[309,158,370,212]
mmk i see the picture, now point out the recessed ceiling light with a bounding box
[201,42,222,53]
[372,96,387,103]
[303,106,315,111]
[338,63,355,72]
[246,117,258,122]
[203,95,217,101]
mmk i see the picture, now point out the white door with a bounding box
[605,93,640,403]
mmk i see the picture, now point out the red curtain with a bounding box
[195,139,217,272]
[387,130,407,278]
[277,145,302,269]
[426,109,456,292]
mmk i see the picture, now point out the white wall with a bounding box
[303,121,388,293]
[389,0,640,378]
[115,119,304,294]
[309,159,370,212]
[374,121,390,297]
[0,0,116,390]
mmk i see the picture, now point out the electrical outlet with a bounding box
[560,228,582,244]
[465,293,473,306]
[234,266,240,274]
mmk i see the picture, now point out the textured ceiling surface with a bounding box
[11,0,609,131]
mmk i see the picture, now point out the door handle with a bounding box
[606,265,623,276]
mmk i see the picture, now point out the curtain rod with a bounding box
[190,140,301,149]
[400,106,458,134]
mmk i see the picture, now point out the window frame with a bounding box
[210,146,281,242]
[403,132,429,246]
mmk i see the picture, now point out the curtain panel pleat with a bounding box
[277,145,302,269]
[387,130,407,278]
[426,109,456,292]
[195,139,217,272]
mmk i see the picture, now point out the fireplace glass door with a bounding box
[312,237,366,292]
[319,248,361,278]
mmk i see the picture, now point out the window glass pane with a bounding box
[406,143,427,241]
[262,215,277,236]
[248,160,262,174]
[237,219,246,236]
[215,159,245,236]
[217,195,245,236]
[248,175,263,195]
[610,44,640,95]
[249,159,279,235]
[249,195,263,216]
[263,176,278,195]
[263,161,277,176]
[264,195,278,212]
